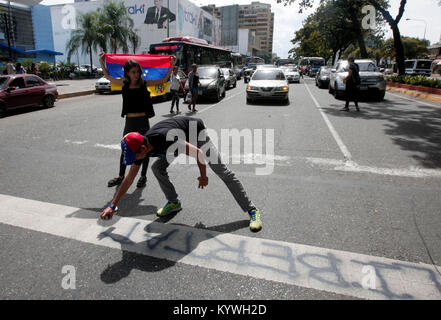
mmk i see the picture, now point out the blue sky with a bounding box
[40,0,441,58]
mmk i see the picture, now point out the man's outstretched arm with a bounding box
[184,141,208,188]
[100,164,141,219]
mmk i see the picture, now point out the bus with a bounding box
[148,36,231,73]
[299,57,325,76]
[275,58,295,67]
[245,56,264,67]
[231,52,246,79]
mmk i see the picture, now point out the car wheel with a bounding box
[328,84,334,94]
[43,95,55,108]
[233,81,236,88]
[246,97,253,104]
[215,88,221,102]
[0,103,6,118]
[376,91,385,101]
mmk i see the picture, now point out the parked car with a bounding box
[184,65,226,102]
[329,59,386,101]
[315,66,332,88]
[246,68,289,103]
[405,59,432,76]
[0,74,58,117]
[221,68,237,89]
[95,77,111,93]
[283,67,300,83]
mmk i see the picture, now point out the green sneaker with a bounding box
[248,208,262,232]
[157,200,182,217]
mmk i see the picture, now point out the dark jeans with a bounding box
[345,85,359,108]
[119,116,150,177]
[170,89,180,110]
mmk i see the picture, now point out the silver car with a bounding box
[246,68,289,103]
[329,59,386,101]
[221,68,237,89]
[315,66,331,88]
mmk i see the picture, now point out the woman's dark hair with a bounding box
[348,57,355,63]
[123,59,145,87]
[16,62,22,68]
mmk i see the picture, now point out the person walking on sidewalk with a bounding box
[169,66,184,114]
[187,64,200,112]
[341,57,360,112]
[100,116,263,232]
[99,52,176,188]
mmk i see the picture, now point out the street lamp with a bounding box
[406,18,427,40]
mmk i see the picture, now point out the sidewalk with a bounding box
[386,86,441,104]
[52,79,98,99]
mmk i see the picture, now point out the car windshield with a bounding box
[321,68,331,75]
[252,70,285,80]
[286,68,297,72]
[357,62,378,72]
[0,77,9,89]
[198,68,218,79]
[405,61,416,68]
[416,61,431,69]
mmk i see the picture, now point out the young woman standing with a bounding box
[99,52,176,188]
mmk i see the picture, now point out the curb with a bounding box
[57,90,96,100]
[386,87,441,104]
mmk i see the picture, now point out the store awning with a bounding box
[0,42,63,56]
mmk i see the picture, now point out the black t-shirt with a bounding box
[134,116,206,165]
[347,63,360,86]
[121,81,155,118]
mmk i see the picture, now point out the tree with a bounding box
[128,29,141,54]
[66,11,101,76]
[278,0,409,75]
[99,0,135,54]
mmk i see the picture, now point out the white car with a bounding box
[95,77,111,93]
[283,67,300,83]
[329,59,386,101]
[246,68,289,103]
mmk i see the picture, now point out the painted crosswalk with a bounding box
[1,194,441,300]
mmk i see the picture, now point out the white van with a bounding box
[405,59,432,76]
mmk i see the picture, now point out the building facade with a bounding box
[203,2,274,59]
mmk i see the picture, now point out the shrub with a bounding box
[386,75,441,89]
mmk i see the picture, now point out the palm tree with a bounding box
[128,29,141,54]
[100,0,135,54]
[66,11,101,76]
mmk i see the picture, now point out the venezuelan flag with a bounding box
[104,54,172,97]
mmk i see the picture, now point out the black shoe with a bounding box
[137,176,147,188]
[108,176,124,187]
[340,107,349,112]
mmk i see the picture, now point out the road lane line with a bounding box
[1,193,441,300]
[197,90,245,114]
[303,82,354,162]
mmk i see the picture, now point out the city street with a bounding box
[1,77,441,300]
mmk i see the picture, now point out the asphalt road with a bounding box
[1,77,441,301]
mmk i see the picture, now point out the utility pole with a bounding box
[167,0,169,38]
[3,12,12,59]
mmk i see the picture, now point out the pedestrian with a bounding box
[99,51,177,188]
[169,66,184,114]
[15,62,26,74]
[99,116,263,232]
[187,64,200,112]
[29,62,40,76]
[341,57,360,112]
[6,59,15,75]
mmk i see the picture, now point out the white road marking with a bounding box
[1,194,441,300]
[303,82,354,162]
[197,90,245,114]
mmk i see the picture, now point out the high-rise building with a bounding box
[203,2,274,60]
